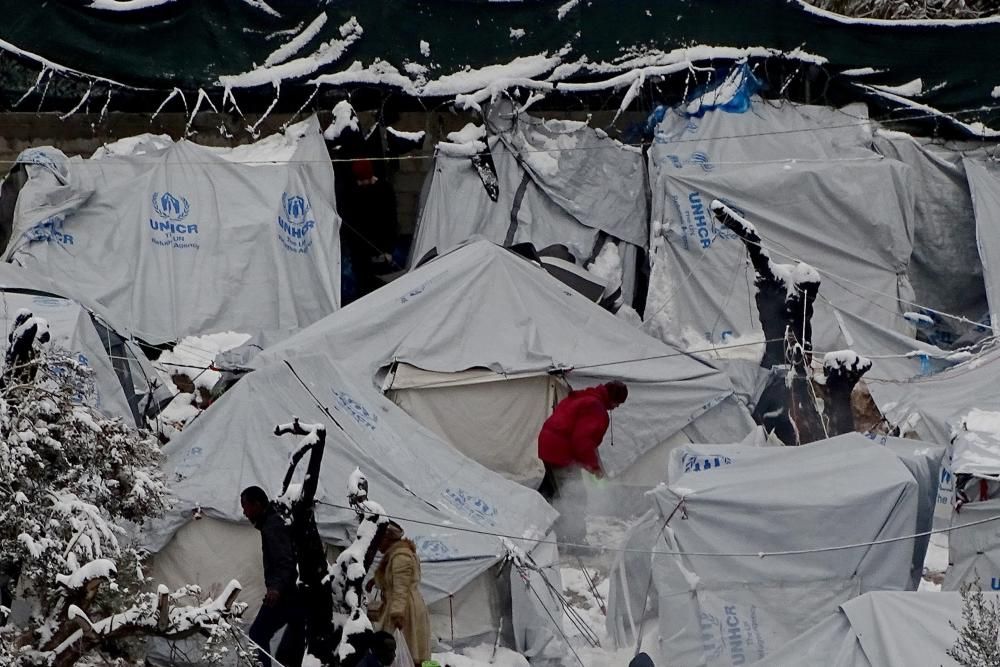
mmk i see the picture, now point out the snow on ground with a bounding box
[434,646,530,667]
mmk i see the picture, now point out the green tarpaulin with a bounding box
[0,0,997,130]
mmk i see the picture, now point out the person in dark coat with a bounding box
[537,381,628,543]
[338,158,399,302]
[241,486,306,667]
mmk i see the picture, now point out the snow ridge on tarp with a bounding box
[256,240,753,477]
[4,116,341,344]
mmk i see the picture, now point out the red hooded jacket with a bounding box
[537,385,613,473]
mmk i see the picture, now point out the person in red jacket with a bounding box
[537,381,628,544]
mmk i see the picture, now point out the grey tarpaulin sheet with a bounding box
[411,100,647,304]
[757,591,988,667]
[613,437,918,666]
[965,158,1000,332]
[873,132,987,327]
[5,117,340,344]
[944,497,1000,593]
[642,99,955,406]
[645,149,916,357]
[660,433,941,590]
[871,344,1000,446]
[256,241,753,479]
[145,351,558,604]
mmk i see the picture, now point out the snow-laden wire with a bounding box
[314,499,1000,558]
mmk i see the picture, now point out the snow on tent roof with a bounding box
[147,350,557,602]
[630,437,919,665]
[255,240,754,477]
[3,117,341,344]
[0,262,168,427]
[758,591,994,667]
[950,408,1000,477]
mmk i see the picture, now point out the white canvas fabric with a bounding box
[5,117,340,344]
[758,591,988,667]
[387,366,563,483]
[609,437,920,666]
[256,241,754,479]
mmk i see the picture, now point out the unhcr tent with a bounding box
[0,262,168,427]
[145,352,566,659]
[3,117,341,344]
[256,241,754,487]
[644,98,922,373]
[758,591,989,667]
[608,437,920,666]
[412,99,647,307]
[660,432,943,589]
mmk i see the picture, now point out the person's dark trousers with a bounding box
[248,594,307,667]
[538,462,558,501]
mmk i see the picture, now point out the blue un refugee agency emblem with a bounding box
[149,192,199,250]
[26,215,74,246]
[277,193,316,254]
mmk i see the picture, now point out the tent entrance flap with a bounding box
[386,363,568,484]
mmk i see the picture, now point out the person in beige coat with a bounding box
[368,522,431,665]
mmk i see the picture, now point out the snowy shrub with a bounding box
[948,579,1000,667]
[806,0,1000,19]
[0,350,242,667]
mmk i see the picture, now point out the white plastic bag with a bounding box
[391,628,414,667]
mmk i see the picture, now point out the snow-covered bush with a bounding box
[806,0,1000,19]
[0,349,242,667]
[948,579,1000,667]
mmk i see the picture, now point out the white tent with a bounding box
[757,591,988,666]
[0,262,168,426]
[4,117,341,344]
[256,240,754,488]
[608,436,922,666]
[144,351,567,659]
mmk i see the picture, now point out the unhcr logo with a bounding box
[26,215,74,246]
[277,193,315,254]
[149,192,199,249]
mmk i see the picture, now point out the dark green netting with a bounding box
[0,0,997,128]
